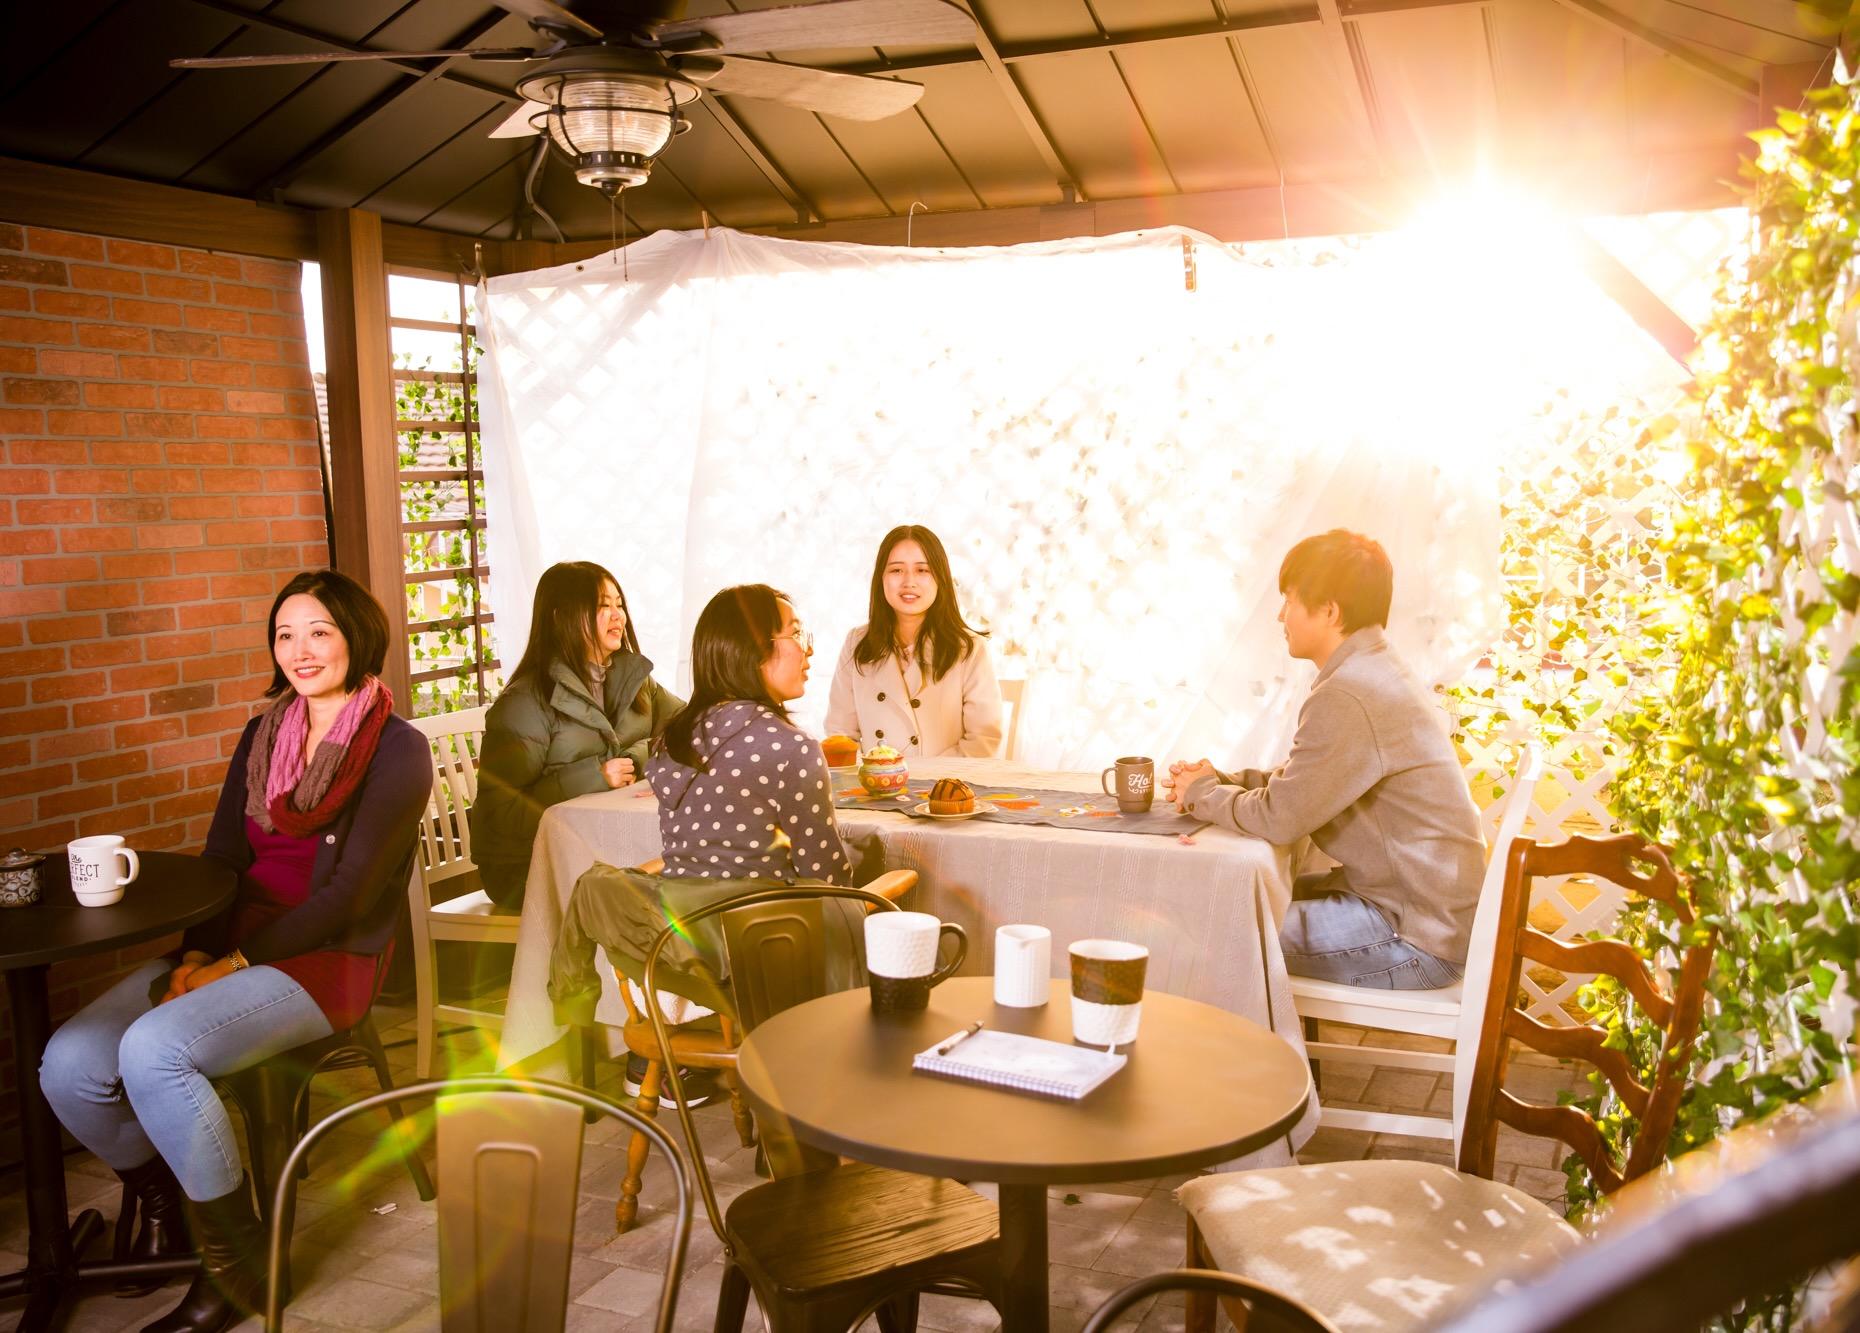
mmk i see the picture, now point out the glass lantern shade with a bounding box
[528,74,681,192]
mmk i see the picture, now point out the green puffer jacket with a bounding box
[470,653,683,907]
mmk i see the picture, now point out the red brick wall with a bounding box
[0,220,326,1165]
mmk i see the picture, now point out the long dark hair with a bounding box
[265,569,389,698]
[508,561,641,689]
[852,524,986,684]
[659,584,791,769]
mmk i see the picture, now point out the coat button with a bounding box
[875,729,885,739]
[910,698,920,708]
[324,834,336,845]
[877,691,886,702]
[910,735,919,745]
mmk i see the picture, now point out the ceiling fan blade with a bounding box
[171,47,540,69]
[649,0,973,54]
[691,56,924,120]
[489,101,551,138]
[484,0,605,40]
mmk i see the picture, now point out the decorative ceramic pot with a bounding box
[858,746,909,797]
[0,847,47,908]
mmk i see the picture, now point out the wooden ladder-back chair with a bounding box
[1177,832,1717,1333]
[611,860,920,1232]
[1292,747,1542,1144]
[646,885,1001,1333]
[997,677,1024,761]
[408,706,514,1080]
[1433,1071,1860,1333]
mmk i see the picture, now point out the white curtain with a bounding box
[478,225,1677,769]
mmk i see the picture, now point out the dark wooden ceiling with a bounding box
[0,0,1848,246]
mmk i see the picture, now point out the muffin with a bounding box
[821,734,860,768]
[929,777,975,815]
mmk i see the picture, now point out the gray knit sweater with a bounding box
[1182,627,1485,962]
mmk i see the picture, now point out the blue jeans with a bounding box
[40,959,333,1201]
[1281,870,1463,990]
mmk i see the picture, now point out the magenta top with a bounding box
[230,816,384,1031]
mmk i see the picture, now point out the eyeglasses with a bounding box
[774,624,814,654]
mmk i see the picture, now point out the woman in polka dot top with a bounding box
[647,584,855,885]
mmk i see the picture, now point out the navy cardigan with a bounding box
[183,713,433,965]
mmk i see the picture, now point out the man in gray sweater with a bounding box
[1165,530,1485,989]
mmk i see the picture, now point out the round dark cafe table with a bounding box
[734,976,1312,1333]
[0,850,236,1332]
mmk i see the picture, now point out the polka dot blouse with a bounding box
[646,700,855,886]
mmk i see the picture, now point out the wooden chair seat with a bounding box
[1179,1160,1580,1330]
[427,888,512,925]
[724,1160,999,1298]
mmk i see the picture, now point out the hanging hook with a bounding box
[907,200,927,247]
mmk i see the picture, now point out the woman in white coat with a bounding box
[825,524,1003,758]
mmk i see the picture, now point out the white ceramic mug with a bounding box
[864,911,967,1013]
[68,835,139,907]
[864,911,963,978]
[993,924,1052,1007]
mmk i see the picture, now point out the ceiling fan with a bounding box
[173,0,975,195]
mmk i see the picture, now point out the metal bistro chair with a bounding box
[613,860,921,1232]
[645,884,1002,1333]
[263,1076,693,1333]
[215,974,438,1220]
[1085,1271,1337,1333]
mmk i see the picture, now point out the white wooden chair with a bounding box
[408,705,516,1079]
[1290,746,1542,1143]
[998,677,1024,761]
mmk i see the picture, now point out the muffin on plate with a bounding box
[929,777,976,815]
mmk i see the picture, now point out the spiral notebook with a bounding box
[911,1028,1126,1101]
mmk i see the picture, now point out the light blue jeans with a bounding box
[1281,870,1463,990]
[40,959,333,1201]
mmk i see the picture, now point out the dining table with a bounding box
[500,755,1321,1162]
[734,976,1313,1333]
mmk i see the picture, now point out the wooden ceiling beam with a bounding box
[1548,0,1760,99]
[1315,0,1386,157]
[675,141,1746,250]
[834,0,1489,75]
[952,0,1077,197]
[700,98,819,223]
[256,10,517,199]
[0,155,485,274]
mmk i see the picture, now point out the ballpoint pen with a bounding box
[935,1020,984,1055]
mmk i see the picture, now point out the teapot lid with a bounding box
[1,847,47,869]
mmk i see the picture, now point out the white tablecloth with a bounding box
[500,757,1318,1162]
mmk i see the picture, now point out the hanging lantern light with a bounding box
[517,49,698,196]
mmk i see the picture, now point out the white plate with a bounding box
[911,801,997,821]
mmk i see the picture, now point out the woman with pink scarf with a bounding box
[39,569,432,1333]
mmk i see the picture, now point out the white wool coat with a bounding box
[823,628,1003,759]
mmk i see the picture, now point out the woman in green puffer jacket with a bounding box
[470,561,683,908]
